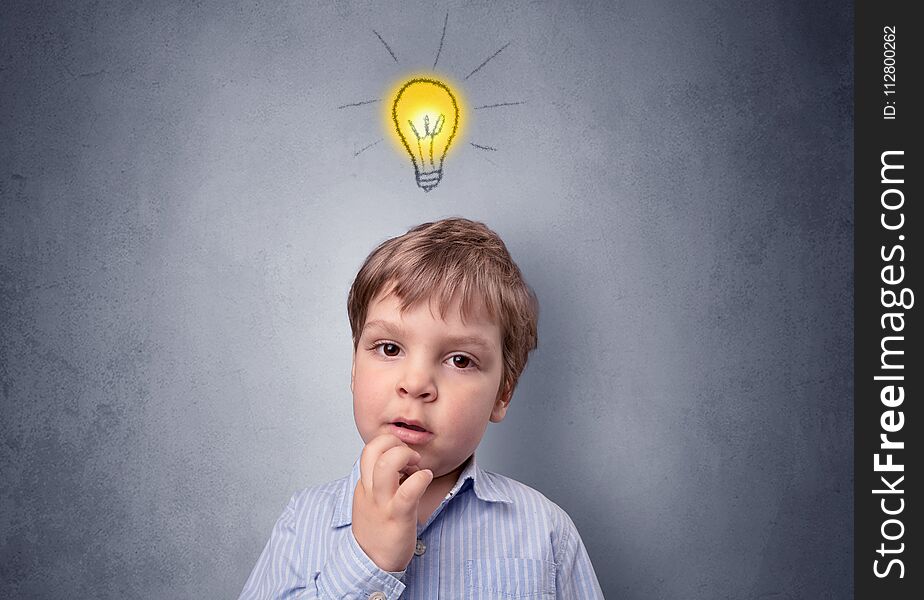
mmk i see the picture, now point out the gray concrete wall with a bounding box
[1,1,852,597]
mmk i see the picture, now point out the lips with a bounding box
[388,420,434,445]
[390,419,429,433]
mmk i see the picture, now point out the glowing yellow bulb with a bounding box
[389,77,461,192]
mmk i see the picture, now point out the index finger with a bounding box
[359,433,408,493]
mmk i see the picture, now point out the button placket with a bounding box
[414,539,427,556]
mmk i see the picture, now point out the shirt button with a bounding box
[368,593,386,600]
[414,539,427,556]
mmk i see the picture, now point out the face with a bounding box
[351,291,510,479]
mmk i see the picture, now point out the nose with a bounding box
[396,358,437,402]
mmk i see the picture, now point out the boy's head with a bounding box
[347,218,538,476]
[348,218,538,401]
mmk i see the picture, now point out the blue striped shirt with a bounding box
[239,453,605,599]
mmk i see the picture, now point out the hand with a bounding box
[351,433,434,572]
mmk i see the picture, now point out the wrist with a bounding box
[351,525,409,572]
[316,528,407,599]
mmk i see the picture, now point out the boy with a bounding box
[239,218,604,599]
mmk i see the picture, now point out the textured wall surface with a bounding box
[1,1,852,598]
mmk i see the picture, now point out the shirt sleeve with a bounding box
[238,493,407,600]
[238,493,306,599]
[314,528,407,599]
[553,509,606,599]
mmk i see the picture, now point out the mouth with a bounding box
[391,421,429,433]
[388,420,435,445]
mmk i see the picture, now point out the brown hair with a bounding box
[347,218,538,399]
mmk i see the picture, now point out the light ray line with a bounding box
[354,138,384,157]
[464,41,511,80]
[337,99,381,109]
[473,101,526,110]
[373,30,398,62]
[433,12,449,68]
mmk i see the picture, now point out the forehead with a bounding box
[364,291,500,337]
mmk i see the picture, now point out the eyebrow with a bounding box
[362,319,405,338]
[443,335,496,353]
[362,319,496,352]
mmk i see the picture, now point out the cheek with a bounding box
[352,358,386,394]
[351,372,373,399]
[443,379,499,425]
[351,364,388,421]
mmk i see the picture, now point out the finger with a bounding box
[392,469,434,518]
[373,445,421,506]
[359,434,407,494]
[398,464,421,485]
[372,446,420,506]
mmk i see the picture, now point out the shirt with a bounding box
[238,453,604,599]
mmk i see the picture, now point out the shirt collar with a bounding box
[331,452,512,528]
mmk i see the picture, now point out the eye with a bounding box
[449,354,475,369]
[370,341,402,357]
[379,342,401,357]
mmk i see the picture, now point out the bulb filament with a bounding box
[408,114,446,172]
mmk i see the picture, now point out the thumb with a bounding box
[393,469,433,514]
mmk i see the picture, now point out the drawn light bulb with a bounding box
[391,77,460,192]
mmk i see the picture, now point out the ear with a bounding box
[350,351,356,393]
[490,383,512,423]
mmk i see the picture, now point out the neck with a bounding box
[431,456,470,492]
[417,455,472,523]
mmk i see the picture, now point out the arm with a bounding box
[314,528,407,599]
[238,494,305,599]
[238,494,407,600]
[554,510,606,599]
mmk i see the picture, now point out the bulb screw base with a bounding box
[415,168,443,192]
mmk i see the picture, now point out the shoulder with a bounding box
[472,469,588,569]
[281,471,352,529]
[478,469,580,538]
[290,473,348,504]
[479,474,603,596]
